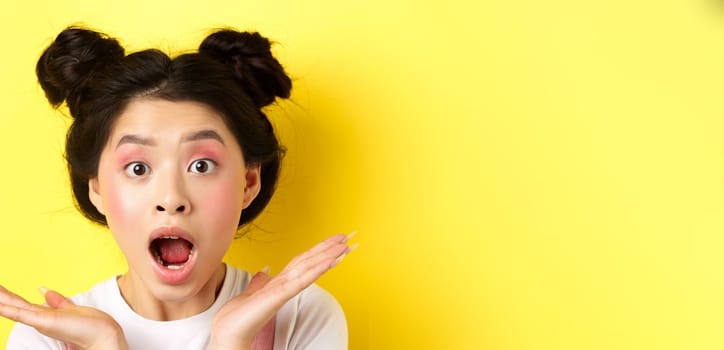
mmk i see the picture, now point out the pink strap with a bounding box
[251,316,276,350]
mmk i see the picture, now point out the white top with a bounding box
[6,266,347,349]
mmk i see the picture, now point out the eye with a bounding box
[189,159,216,174]
[124,162,150,177]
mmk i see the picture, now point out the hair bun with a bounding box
[199,30,291,108]
[36,27,124,108]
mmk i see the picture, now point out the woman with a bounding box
[0,26,355,350]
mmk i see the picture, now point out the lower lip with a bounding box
[149,250,197,285]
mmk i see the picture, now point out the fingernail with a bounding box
[38,286,49,296]
[343,231,357,243]
[331,253,347,268]
[348,243,360,252]
[260,266,271,275]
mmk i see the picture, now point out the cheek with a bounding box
[197,177,244,228]
[101,176,146,228]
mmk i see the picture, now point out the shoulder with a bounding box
[297,284,346,320]
[69,276,121,314]
[275,284,348,349]
[221,265,252,296]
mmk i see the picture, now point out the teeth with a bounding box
[153,250,192,269]
[155,255,187,270]
[151,238,193,270]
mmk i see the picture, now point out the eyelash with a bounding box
[124,162,150,177]
[188,159,217,174]
[123,159,217,177]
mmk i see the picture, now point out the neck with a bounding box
[116,264,226,321]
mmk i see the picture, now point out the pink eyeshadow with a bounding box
[114,147,147,168]
[188,143,225,162]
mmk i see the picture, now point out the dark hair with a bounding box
[36,26,291,227]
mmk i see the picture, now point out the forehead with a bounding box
[109,98,235,142]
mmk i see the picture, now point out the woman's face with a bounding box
[89,98,260,303]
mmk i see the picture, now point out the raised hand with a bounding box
[209,233,356,350]
[0,285,128,350]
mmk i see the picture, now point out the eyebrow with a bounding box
[116,134,154,149]
[115,129,226,149]
[182,129,226,145]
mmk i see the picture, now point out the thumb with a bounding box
[40,288,75,309]
[243,267,271,296]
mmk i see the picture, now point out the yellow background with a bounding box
[2,0,724,349]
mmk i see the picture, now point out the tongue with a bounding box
[158,239,191,264]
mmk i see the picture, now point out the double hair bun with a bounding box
[36,26,291,111]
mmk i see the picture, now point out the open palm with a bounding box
[0,285,127,350]
[209,233,355,350]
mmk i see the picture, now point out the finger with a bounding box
[285,236,352,271]
[306,234,348,255]
[0,302,50,326]
[276,246,351,289]
[43,289,75,310]
[293,240,357,279]
[0,303,24,322]
[266,244,352,300]
[243,236,356,311]
[0,285,34,310]
[281,242,350,277]
[333,242,359,266]
[287,234,348,266]
[330,246,355,268]
[243,269,272,296]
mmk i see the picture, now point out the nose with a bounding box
[156,203,187,213]
[154,170,191,215]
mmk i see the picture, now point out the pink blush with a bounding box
[100,174,140,223]
[199,176,244,225]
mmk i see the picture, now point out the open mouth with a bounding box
[150,236,194,270]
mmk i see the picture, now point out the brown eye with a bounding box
[125,162,150,177]
[189,159,216,174]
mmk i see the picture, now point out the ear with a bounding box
[88,178,105,215]
[242,165,262,209]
